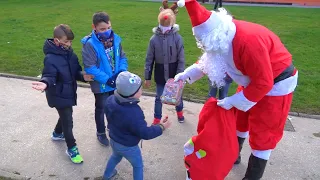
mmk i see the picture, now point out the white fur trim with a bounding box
[177,0,185,7]
[173,24,180,31]
[227,61,298,97]
[237,130,249,138]
[230,91,257,112]
[184,147,194,156]
[267,71,298,96]
[225,47,251,87]
[195,151,201,159]
[226,49,298,97]
[192,12,221,39]
[184,140,194,156]
[185,64,205,84]
[252,149,272,160]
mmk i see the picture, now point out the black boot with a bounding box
[242,154,267,180]
[234,136,245,164]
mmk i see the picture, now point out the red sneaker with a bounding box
[152,118,161,125]
[177,111,185,123]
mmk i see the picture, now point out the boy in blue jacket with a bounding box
[81,11,128,146]
[32,24,93,164]
[102,71,171,180]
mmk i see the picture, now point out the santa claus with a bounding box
[174,0,298,179]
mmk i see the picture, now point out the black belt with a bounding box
[274,63,295,84]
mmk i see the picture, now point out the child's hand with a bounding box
[84,74,94,81]
[161,115,171,129]
[81,71,94,81]
[144,80,151,88]
[32,82,47,92]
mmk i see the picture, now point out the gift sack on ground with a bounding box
[160,78,185,106]
[184,98,238,180]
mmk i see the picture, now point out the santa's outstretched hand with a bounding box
[174,63,205,84]
[174,71,188,82]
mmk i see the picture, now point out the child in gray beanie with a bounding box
[102,71,172,180]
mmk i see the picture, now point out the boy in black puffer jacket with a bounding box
[32,24,93,164]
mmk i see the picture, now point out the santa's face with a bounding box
[195,11,236,88]
[195,26,231,88]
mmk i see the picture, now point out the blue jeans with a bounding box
[94,91,113,134]
[154,83,184,119]
[103,139,143,180]
[208,81,232,100]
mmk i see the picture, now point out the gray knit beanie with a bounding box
[116,71,142,97]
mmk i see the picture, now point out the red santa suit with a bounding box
[175,0,298,179]
[230,19,297,152]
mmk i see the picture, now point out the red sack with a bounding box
[184,98,238,180]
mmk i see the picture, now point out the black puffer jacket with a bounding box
[40,39,84,108]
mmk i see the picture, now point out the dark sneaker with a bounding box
[178,115,185,123]
[234,154,241,164]
[51,131,65,141]
[177,111,185,123]
[97,133,110,146]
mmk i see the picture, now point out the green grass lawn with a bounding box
[0,177,15,180]
[0,0,319,114]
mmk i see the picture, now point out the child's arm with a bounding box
[144,38,155,81]
[130,110,163,140]
[40,57,57,88]
[176,35,185,74]
[131,123,163,140]
[118,44,128,72]
[74,54,86,82]
[82,43,110,84]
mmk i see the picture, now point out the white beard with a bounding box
[196,9,236,88]
[198,52,228,88]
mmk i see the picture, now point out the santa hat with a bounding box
[177,0,222,39]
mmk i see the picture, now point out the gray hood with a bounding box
[114,90,140,104]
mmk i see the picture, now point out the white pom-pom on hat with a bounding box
[177,0,185,7]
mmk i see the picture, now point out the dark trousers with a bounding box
[54,107,76,149]
[214,0,222,10]
[94,91,114,134]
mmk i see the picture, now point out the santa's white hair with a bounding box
[197,8,236,88]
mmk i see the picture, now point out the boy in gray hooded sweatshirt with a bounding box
[144,3,185,125]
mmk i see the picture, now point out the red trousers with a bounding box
[236,92,293,150]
